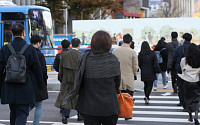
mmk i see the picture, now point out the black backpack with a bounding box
[5,44,30,84]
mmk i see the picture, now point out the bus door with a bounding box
[2,21,13,46]
[1,21,25,47]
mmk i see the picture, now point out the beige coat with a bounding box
[55,49,82,109]
[113,44,138,91]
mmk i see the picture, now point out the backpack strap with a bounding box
[7,44,16,55]
[19,44,30,55]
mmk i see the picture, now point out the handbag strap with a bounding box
[118,89,124,103]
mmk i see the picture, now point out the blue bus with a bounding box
[0,6,54,48]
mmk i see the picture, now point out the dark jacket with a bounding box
[166,38,179,70]
[138,51,157,81]
[0,37,44,104]
[172,41,191,74]
[154,46,168,71]
[34,48,48,102]
[53,48,69,72]
[63,50,121,116]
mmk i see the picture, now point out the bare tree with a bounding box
[156,0,183,17]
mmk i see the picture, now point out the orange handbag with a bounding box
[117,89,134,118]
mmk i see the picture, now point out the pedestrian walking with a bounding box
[113,34,138,97]
[53,39,70,72]
[63,30,121,125]
[0,23,44,125]
[178,43,200,124]
[172,33,192,111]
[138,41,157,104]
[166,32,179,93]
[29,35,48,125]
[55,38,82,124]
[153,40,168,90]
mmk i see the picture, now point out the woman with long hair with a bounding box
[178,43,200,124]
[62,30,121,125]
[138,41,157,104]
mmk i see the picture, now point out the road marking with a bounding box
[134,106,182,109]
[135,100,179,104]
[132,111,188,115]
[48,91,60,93]
[133,96,178,99]
[118,117,190,123]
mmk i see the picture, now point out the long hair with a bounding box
[139,41,152,55]
[186,43,200,68]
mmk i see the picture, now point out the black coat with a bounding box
[34,48,48,102]
[53,48,69,72]
[166,39,179,70]
[154,47,168,71]
[0,37,44,104]
[138,52,157,82]
[172,41,191,74]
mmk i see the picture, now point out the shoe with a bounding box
[62,116,68,124]
[194,117,199,125]
[176,103,181,106]
[182,109,187,112]
[154,88,157,91]
[125,117,132,120]
[188,117,193,122]
[77,114,84,121]
[163,84,168,89]
[144,97,149,104]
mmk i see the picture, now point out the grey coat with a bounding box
[63,50,121,116]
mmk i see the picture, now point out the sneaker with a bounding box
[144,97,149,104]
[154,88,157,91]
[163,84,168,89]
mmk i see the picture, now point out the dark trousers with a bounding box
[9,104,29,125]
[177,76,186,109]
[121,89,134,96]
[171,70,177,92]
[60,108,70,118]
[83,114,118,125]
[144,81,154,100]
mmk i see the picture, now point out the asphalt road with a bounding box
[0,72,196,125]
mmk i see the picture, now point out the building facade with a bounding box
[12,0,35,5]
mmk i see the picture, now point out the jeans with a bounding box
[83,114,118,125]
[29,101,42,125]
[9,104,29,125]
[144,81,154,100]
[60,108,70,118]
[154,71,166,87]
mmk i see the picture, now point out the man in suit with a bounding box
[113,34,138,96]
[55,38,83,124]
[0,23,44,125]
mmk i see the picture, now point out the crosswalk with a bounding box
[59,92,194,125]
[0,92,195,125]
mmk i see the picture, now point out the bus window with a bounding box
[29,9,54,47]
[4,22,12,45]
